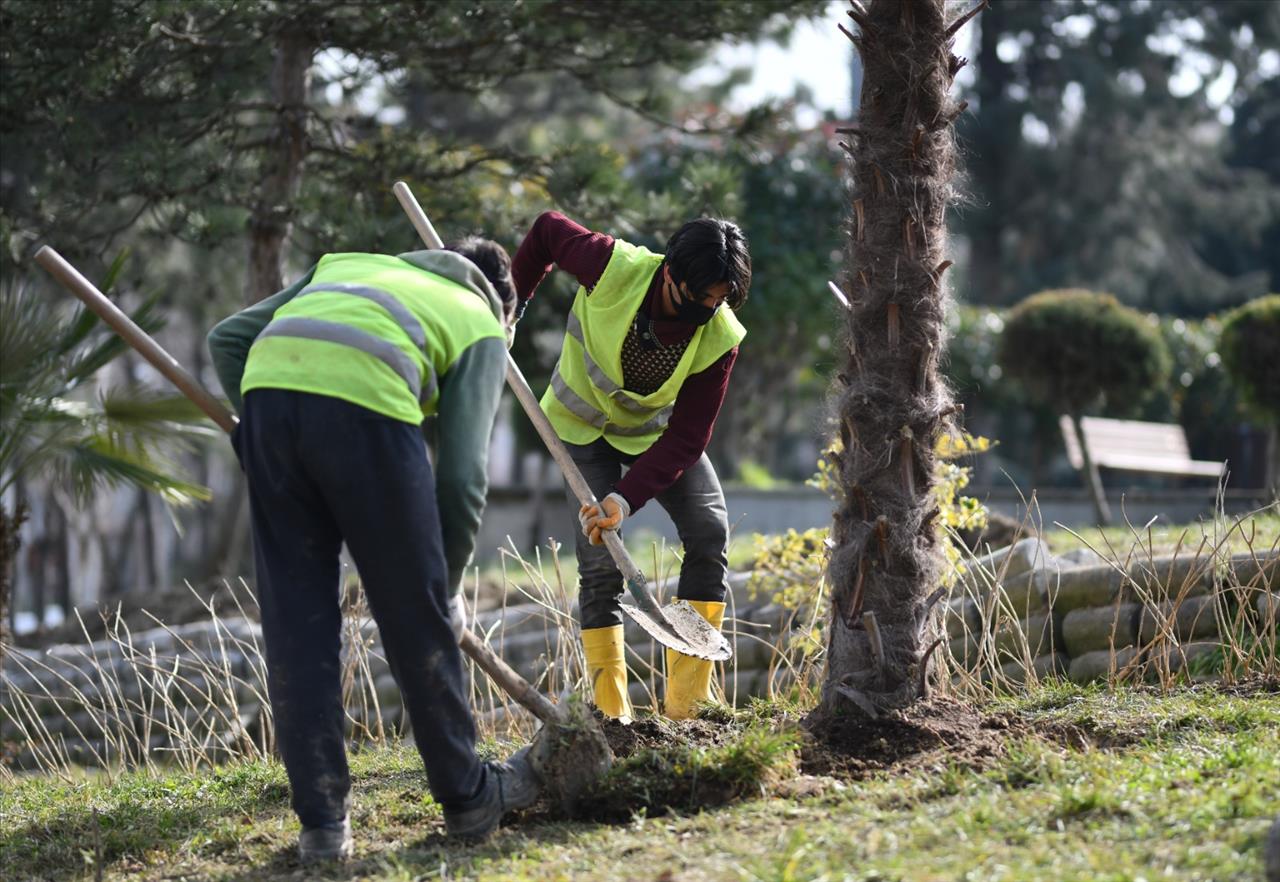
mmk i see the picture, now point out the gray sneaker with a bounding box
[444,751,541,841]
[299,816,353,863]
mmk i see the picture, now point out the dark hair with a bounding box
[664,217,751,310]
[447,236,517,321]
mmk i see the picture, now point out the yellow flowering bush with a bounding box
[748,433,991,610]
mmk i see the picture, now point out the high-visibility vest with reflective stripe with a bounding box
[541,240,746,455]
[241,252,504,424]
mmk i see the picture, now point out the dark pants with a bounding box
[236,389,485,828]
[567,438,730,630]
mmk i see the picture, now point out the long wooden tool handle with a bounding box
[461,630,564,724]
[501,355,665,616]
[393,181,445,250]
[35,246,239,434]
[36,243,566,724]
[391,182,665,618]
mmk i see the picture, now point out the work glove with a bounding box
[579,492,630,546]
[448,595,466,643]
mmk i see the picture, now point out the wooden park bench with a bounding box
[1059,415,1226,523]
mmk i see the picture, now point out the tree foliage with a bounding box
[959,0,1280,313]
[0,258,214,505]
[0,0,826,302]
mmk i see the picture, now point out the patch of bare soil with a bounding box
[597,711,733,759]
[797,697,1011,780]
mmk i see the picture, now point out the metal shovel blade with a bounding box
[621,599,732,661]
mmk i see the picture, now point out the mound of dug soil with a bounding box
[556,711,797,821]
[598,712,735,758]
[798,697,1012,779]
[556,700,1016,822]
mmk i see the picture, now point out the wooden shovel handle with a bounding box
[34,246,238,434]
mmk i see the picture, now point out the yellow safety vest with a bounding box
[242,252,504,424]
[541,240,745,455]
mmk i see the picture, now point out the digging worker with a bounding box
[206,241,539,861]
[513,211,750,722]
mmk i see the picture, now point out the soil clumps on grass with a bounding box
[597,711,733,758]
[547,710,795,822]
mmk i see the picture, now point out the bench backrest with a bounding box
[1059,415,1225,477]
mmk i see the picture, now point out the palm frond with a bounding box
[3,255,207,511]
[65,290,167,384]
[98,389,221,447]
[55,250,131,355]
[58,437,211,506]
[0,280,66,394]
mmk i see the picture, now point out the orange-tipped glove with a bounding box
[578,492,630,546]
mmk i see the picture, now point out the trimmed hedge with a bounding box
[1219,294,1280,422]
[997,289,1171,416]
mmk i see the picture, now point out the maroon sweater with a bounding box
[513,211,738,511]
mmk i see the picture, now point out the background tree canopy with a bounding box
[1,0,1277,623]
[956,0,1280,314]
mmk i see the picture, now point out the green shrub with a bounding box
[1218,294,1280,422]
[997,289,1171,417]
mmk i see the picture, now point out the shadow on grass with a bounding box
[212,818,597,882]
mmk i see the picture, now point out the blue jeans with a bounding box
[236,389,486,828]
[565,438,730,630]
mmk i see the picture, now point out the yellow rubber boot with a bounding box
[664,600,727,720]
[582,625,633,723]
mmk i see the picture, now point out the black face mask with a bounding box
[671,284,720,326]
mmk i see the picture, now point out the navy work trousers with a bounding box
[236,389,485,828]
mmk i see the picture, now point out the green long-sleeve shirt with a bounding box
[206,252,507,594]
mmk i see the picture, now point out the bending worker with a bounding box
[207,240,539,861]
[513,211,750,721]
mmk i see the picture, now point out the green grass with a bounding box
[1041,509,1280,558]
[3,683,1276,881]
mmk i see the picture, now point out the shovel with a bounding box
[392,181,732,662]
[33,244,613,810]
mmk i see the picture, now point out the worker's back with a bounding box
[242,252,504,425]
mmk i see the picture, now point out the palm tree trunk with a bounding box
[1265,425,1279,502]
[816,0,975,721]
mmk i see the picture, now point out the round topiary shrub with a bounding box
[997,289,1171,417]
[1218,294,1280,422]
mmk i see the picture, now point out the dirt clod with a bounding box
[527,698,613,814]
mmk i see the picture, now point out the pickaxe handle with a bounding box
[34,244,566,727]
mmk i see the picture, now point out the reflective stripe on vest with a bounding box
[259,302,439,404]
[549,370,671,437]
[299,283,427,350]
